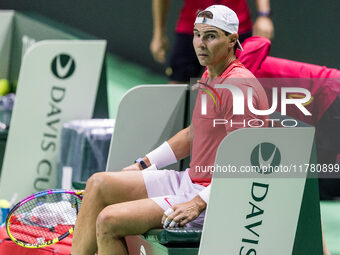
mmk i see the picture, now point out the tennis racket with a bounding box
[5,189,84,248]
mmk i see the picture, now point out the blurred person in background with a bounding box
[150,0,274,83]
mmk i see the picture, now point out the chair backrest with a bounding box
[106,85,188,171]
[199,127,322,255]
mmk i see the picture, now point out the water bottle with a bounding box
[0,199,10,224]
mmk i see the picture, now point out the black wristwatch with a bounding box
[135,158,148,169]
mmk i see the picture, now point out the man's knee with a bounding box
[85,171,147,205]
[96,207,128,239]
[86,172,120,191]
[86,172,106,191]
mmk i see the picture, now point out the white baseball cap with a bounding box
[194,5,244,51]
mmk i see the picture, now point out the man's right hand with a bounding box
[122,163,142,171]
[150,34,168,63]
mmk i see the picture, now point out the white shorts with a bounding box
[142,168,206,228]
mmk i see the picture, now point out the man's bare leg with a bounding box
[96,199,163,255]
[71,171,148,255]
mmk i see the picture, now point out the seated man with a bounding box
[71,5,269,255]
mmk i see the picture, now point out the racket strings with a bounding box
[8,193,82,245]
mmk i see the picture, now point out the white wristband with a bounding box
[146,142,177,169]
[198,185,211,204]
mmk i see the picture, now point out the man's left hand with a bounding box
[161,196,206,228]
[122,163,141,171]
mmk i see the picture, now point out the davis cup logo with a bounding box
[51,54,76,79]
[250,142,281,174]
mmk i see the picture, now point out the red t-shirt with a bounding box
[176,0,252,35]
[189,59,269,186]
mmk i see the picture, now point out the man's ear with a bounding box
[229,33,238,48]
